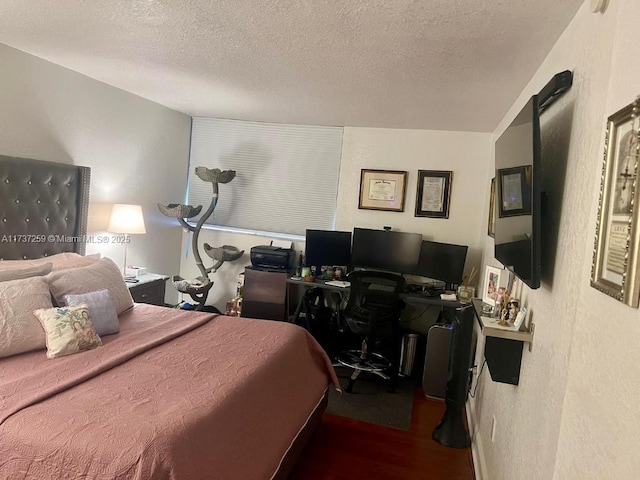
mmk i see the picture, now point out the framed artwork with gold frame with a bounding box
[358,169,407,212]
[591,97,640,307]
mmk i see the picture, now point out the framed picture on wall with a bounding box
[415,170,452,218]
[488,177,496,237]
[498,166,532,218]
[358,169,407,212]
[591,96,640,307]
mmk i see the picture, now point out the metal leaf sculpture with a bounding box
[157,204,202,219]
[158,167,244,310]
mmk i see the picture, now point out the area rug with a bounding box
[326,366,416,430]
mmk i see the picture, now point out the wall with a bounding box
[471,1,640,479]
[179,126,492,312]
[0,44,191,303]
[555,0,640,478]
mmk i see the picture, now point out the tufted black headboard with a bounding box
[0,155,90,260]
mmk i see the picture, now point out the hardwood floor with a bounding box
[290,388,475,480]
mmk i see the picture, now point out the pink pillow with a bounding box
[47,257,134,315]
[50,253,101,271]
[0,253,100,271]
[0,263,52,282]
[0,276,52,358]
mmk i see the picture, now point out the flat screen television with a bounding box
[412,240,468,287]
[351,228,422,274]
[305,229,352,271]
[494,95,541,289]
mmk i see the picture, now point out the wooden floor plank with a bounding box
[291,388,475,480]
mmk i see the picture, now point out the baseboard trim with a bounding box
[466,397,488,480]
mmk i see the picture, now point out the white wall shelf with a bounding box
[471,298,534,385]
[472,300,535,347]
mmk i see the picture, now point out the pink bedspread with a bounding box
[0,305,339,479]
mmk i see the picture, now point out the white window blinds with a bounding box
[188,117,344,237]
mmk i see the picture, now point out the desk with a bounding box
[287,277,473,448]
[401,292,462,309]
[287,278,350,325]
[287,277,461,324]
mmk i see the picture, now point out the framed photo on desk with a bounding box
[482,265,502,306]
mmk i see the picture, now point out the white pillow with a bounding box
[0,276,52,358]
[47,257,134,315]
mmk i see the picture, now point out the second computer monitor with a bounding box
[305,229,352,269]
[351,228,422,274]
[413,240,468,286]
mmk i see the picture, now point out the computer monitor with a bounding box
[351,228,422,274]
[305,230,352,272]
[412,240,468,286]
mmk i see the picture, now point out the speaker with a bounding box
[432,304,475,448]
[538,70,573,113]
[422,324,453,399]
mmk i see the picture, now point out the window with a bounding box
[188,117,343,237]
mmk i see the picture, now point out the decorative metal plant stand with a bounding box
[158,167,243,310]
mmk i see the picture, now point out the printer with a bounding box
[250,245,295,271]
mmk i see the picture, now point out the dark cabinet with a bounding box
[241,267,288,321]
[127,274,169,306]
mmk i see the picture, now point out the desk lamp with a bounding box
[107,204,146,278]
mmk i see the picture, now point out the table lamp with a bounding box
[107,204,146,278]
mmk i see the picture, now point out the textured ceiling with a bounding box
[0,0,584,132]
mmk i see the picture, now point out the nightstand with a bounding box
[127,273,170,306]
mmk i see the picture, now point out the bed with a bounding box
[0,155,339,479]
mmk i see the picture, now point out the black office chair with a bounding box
[337,270,406,393]
[303,287,346,360]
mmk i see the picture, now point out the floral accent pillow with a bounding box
[34,304,102,359]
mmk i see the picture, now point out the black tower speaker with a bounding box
[432,304,475,448]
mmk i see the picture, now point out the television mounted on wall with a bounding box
[494,95,542,289]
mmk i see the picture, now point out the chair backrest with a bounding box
[343,270,406,337]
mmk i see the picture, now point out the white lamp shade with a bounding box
[107,204,146,234]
